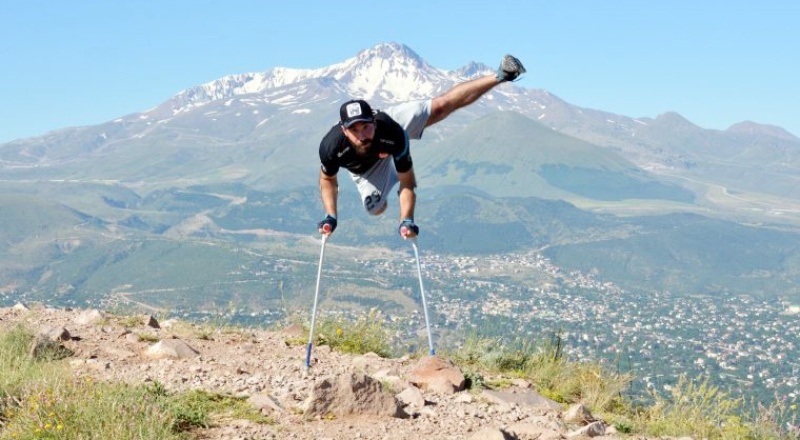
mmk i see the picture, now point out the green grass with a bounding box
[0,325,271,440]
[633,375,751,438]
[442,332,797,440]
[313,309,395,358]
[0,326,66,402]
[444,334,631,412]
[625,376,799,440]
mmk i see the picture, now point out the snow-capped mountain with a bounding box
[164,42,492,116]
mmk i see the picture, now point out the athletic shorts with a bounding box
[348,99,432,215]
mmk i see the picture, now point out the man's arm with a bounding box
[397,168,416,221]
[320,169,339,218]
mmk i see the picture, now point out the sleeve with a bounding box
[392,134,412,173]
[319,129,340,176]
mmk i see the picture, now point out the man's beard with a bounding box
[352,138,373,156]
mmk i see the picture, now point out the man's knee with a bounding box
[367,201,388,216]
[363,191,387,215]
[427,96,450,127]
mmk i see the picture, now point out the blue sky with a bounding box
[1,1,798,143]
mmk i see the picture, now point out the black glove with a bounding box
[398,218,419,238]
[318,214,337,234]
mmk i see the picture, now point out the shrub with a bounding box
[314,309,394,358]
[634,375,754,439]
[447,333,631,413]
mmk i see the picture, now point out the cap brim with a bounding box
[342,117,375,128]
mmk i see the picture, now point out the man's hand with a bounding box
[398,218,419,239]
[318,214,337,235]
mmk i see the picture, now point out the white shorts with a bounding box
[382,99,432,140]
[348,99,431,215]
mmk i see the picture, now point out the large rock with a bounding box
[144,315,160,329]
[469,427,515,440]
[248,394,284,415]
[75,309,106,325]
[408,356,465,394]
[507,422,565,440]
[481,387,563,410]
[566,420,606,438]
[281,323,306,338]
[12,302,29,311]
[303,373,408,420]
[29,337,73,361]
[144,339,200,359]
[396,385,426,410]
[352,352,383,372]
[563,403,595,424]
[39,325,71,341]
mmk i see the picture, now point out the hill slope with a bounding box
[0,305,694,440]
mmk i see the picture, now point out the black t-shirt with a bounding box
[319,112,411,176]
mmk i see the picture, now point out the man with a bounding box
[317,54,526,239]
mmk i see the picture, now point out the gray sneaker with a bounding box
[496,55,526,82]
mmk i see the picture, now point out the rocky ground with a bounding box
[0,305,695,440]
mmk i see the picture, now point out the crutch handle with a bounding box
[400,226,418,240]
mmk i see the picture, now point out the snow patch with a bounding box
[272,95,297,104]
[292,109,311,114]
